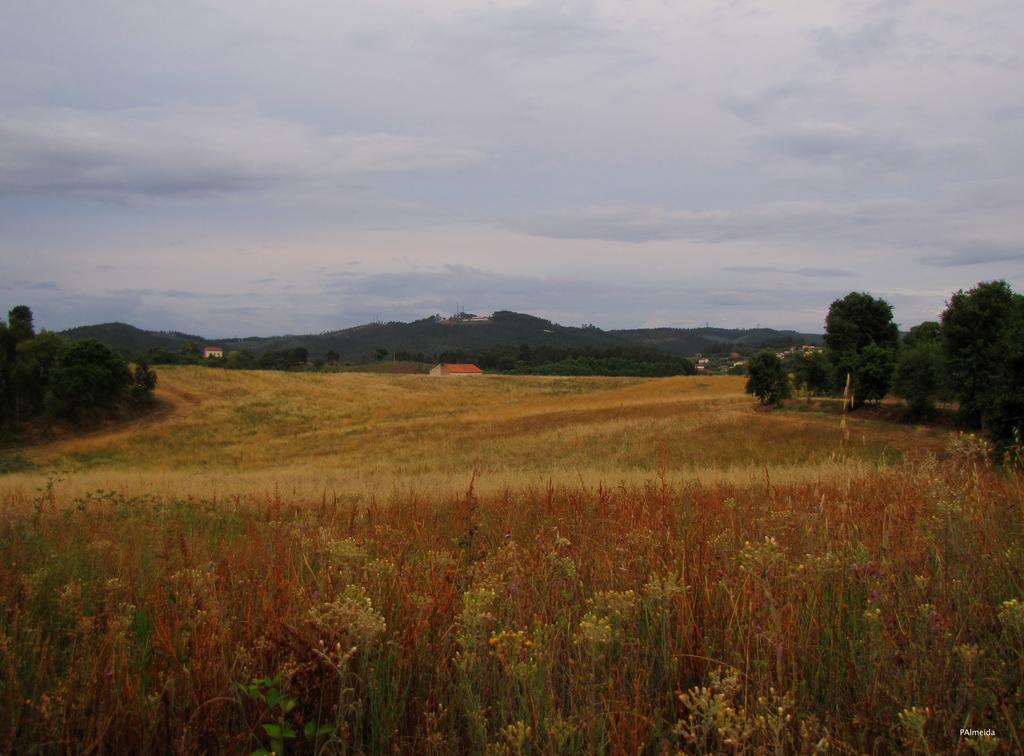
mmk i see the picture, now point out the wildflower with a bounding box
[997,598,1024,634]
[306,584,386,651]
[575,612,614,648]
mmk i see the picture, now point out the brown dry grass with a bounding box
[2,367,946,502]
[2,368,1018,754]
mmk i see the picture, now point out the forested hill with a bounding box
[61,311,822,362]
[613,326,824,356]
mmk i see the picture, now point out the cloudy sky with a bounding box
[2,0,1022,335]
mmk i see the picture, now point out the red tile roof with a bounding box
[442,363,483,373]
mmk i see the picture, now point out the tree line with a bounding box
[0,306,156,428]
[445,344,696,377]
[141,341,698,377]
[745,280,1024,450]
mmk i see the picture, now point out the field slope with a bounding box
[4,367,941,500]
[1,369,1020,754]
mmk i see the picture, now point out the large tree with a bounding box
[12,331,65,419]
[984,297,1024,450]
[941,280,1020,428]
[825,292,900,356]
[824,292,899,404]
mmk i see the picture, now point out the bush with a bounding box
[47,340,131,418]
[745,351,790,406]
[130,361,158,402]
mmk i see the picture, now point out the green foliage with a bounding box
[178,341,203,362]
[47,339,132,418]
[13,332,66,417]
[258,347,308,370]
[0,321,11,427]
[853,343,896,407]
[1,307,153,426]
[893,342,943,417]
[745,351,790,406]
[62,313,821,367]
[130,361,158,402]
[791,350,832,396]
[903,321,941,349]
[941,280,1021,428]
[824,292,900,357]
[824,292,899,401]
[238,675,336,755]
[225,350,258,369]
[7,304,35,344]
[476,344,695,377]
[982,297,1024,450]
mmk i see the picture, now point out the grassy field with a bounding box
[0,368,1021,753]
[2,367,943,502]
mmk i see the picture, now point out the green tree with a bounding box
[12,331,65,418]
[0,321,12,426]
[903,321,941,349]
[853,343,896,406]
[226,350,257,369]
[7,305,35,344]
[941,280,1020,427]
[745,351,790,407]
[893,342,942,417]
[791,350,832,396]
[47,339,131,418]
[824,292,900,399]
[179,341,202,363]
[130,361,157,402]
[978,294,1024,450]
[825,293,900,355]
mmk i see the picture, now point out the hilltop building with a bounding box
[430,363,483,377]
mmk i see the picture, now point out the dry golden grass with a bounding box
[1,367,947,503]
[2,368,1021,753]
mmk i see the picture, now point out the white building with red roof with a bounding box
[429,363,483,376]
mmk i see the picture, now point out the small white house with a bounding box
[202,345,224,359]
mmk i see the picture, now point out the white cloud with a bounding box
[1,0,1023,333]
[0,107,485,197]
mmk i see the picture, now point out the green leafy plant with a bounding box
[238,675,336,756]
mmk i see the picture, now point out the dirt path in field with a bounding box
[12,381,204,464]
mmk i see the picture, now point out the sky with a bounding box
[1,0,1022,336]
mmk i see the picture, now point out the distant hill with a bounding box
[61,311,822,362]
[613,326,823,356]
[60,322,205,355]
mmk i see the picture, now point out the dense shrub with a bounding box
[0,306,154,426]
[47,339,132,418]
[745,350,790,406]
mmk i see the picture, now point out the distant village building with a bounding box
[203,345,224,359]
[430,363,483,377]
